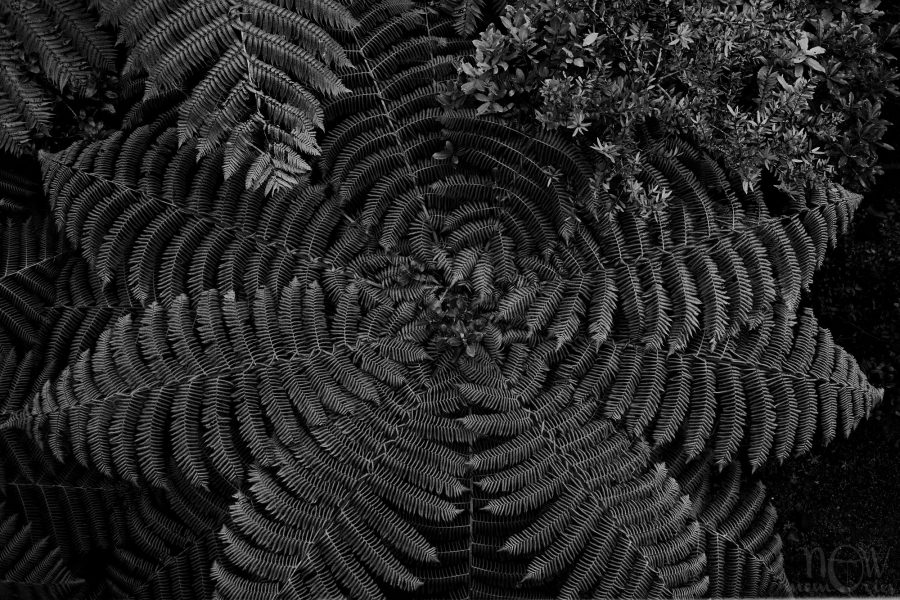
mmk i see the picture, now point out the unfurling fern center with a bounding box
[0,0,892,598]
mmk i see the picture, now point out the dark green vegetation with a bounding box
[447,0,899,212]
[0,0,897,599]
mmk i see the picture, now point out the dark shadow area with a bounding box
[766,93,900,595]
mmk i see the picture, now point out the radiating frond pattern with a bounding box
[0,0,885,598]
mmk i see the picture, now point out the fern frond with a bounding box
[214,408,457,598]
[0,40,53,155]
[473,421,707,598]
[0,503,83,598]
[38,128,344,305]
[34,0,116,72]
[663,452,792,597]
[439,0,485,36]
[0,106,34,156]
[4,0,113,95]
[117,0,357,193]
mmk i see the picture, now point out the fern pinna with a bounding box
[0,0,885,598]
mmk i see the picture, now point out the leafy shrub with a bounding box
[444,0,899,213]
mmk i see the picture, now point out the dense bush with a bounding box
[444,0,899,213]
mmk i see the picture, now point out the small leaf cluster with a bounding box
[444,0,899,212]
[426,287,489,358]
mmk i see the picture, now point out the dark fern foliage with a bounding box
[0,0,886,598]
[0,500,82,599]
[438,0,487,36]
[0,0,115,156]
[104,0,359,195]
[0,33,52,156]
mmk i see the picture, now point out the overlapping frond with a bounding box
[0,213,64,350]
[0,179,138,416]
[108,0,358,194]
[662,448,791,597]
[0,0,114,155]
[38,126,341,306]
[0,502,82,599]
[0,35,52,156]
[0,442,228,599]
[473,420,708,598]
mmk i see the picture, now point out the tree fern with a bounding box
[0,0,888,597]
